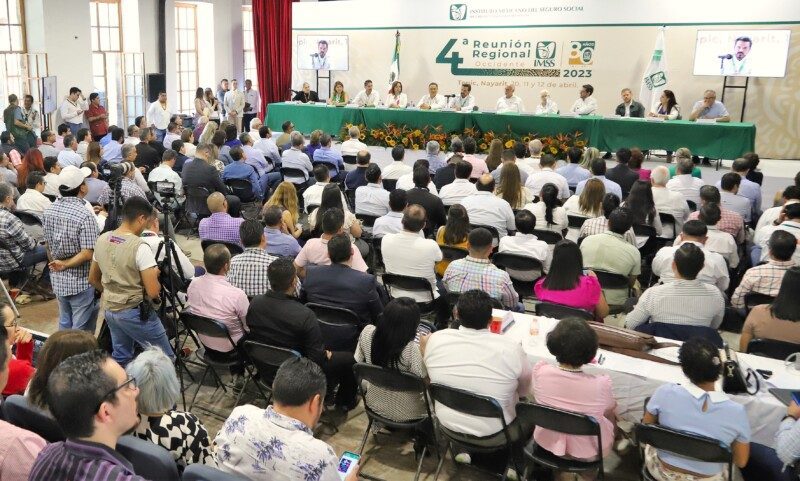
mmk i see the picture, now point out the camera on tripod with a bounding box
[101,162,133,181]
[153,181,177,198]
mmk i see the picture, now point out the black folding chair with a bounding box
[225,178,257,203]
[567,215,588,229]
[430,383,523,481]
[746,338,800,360]
[532,229,563,245]
[183,464,251,481]
[633,224,659,260]
[634,423,733,481]
[116,435,179,481]
[307,302,362,352]
[242,340,301,404]
[658,212,679,241]
[305,203,320,214]
[13,210,43,226]
[356,213,380,228]
[353,363,440,481]
[345,189,357,211]
[439,245,469,264]
[200,239,244,256]
[492,252,544,301]
[516,402,605,480]
[470,224,501,246]
[382,273,437,318]
[2,394,65,442]
[593,270,634,315]
[687,200,698,212]
[535,301,594,322]
[342,154,357,167]
[382,179,398,192]
[744,293,775,313]
[183,185,212,237]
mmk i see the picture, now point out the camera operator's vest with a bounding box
[94,231,147,311]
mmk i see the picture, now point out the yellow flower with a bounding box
[504,140,515,149]
[387,139,396,147]
[359,134,366,140]
[549,146,557,154]
[402,137,409,146]
[479,143,488,151]
[413,129,422,137]
[412,144,419,150]
[522,136,531,143]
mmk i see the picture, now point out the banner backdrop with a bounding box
[291,0,800,159]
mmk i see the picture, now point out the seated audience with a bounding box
[148,149,186,206]
[578,193,637,246]
[57,135,82,168]
[754,203,800,266]
[716,158,762,219]
[396,158,438,194]
[405,166,447,235]
[373,188,412,238]
[135,128,161,172]
[215,358,359,480]
[439,160,476,206]
[523,182,568,234]
[83,161,108,204]
[534,240,609,319]
[624,180,663,240]
[732,230,796,310]
[263,181,303,239]
[344,150,371,190]
[312,132,345,182]
[642,338,750,480]
[228,220,279,297]
[461,137,489,179]
[495,162,532,210]
[606,148,639,198]
[651,165,690,234]
[432,150,459,191]
[341,125,367,159]
[222,146,263,200]
[462,174,516,237]
[511,141,535,176]
[666,157,705,205]
[444,227,521,311]
[140,208,196,281]
[303,233,385,325]
[296,208,368,276]
[381,144,412,180]
[16,171,51,214]
[355,163,391,216]
[522,139,543,173]
[304,164,348,212]
[127,346,215,469]
[280,131,314,187]
[239,133,270,179]
[757,185,799,232]
[576,158,623,200]
[491,148,530,186]
[187,243,249,353]
[27,329,98,410]
[261,205,301,257]
[652,220,730,292]
[739,266,800,350]
[533,318,616,464]
[563,177,604,218]
[43,155,62,197]
[253,125,281,166]
[626,243,725,330]
[309,183,362,242]
[718,172,752,223]
[689,185,745,243]
[30,350,150,480]
[198,192,245,246]
[435,203,470,277]
[498,210,551,279]
[742,151,763,186]
[697,202,739,268]
[629,147,651,181]
[525,154,570,200]
[0,182,48,278]
[97,161,148,207]
[666,147,702,179]
[426,140,446,173]
[556,146,591,188]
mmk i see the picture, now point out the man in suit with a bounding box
[246,257,357,411]
[615,88,646,118]
[606,147,640,198]
[182,143,241,217]
[302,233,385,326]
[406,166,447,236]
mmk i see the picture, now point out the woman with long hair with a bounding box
[385,81,408,109]
[308,183,361,240]
[17,148,45,190]
[649,89,680,120]
[524,183,567,234]
[563,177,605,218]
[327,81,349,106]
[740,266,800,350]
[180,128,196,156]
[198,121,218,146]
[495,162,532,209]
[263,181,302,238]
[580,147,601,169]
[485,138,504,171]
[623,180,662,236]
[27,330,97,410]
[203,88,220,121]
[534,240,609,319]
[435,204,470,276]
[86,141,103,166]
[193,87,208,120]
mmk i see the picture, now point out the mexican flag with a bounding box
[389,31,400,85]
[639,27,669,112]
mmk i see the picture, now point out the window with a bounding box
[0,0,28,112]
[123,53,144,128]
[175,3,198,115]
[242,6,257,88]
[90,0,124,125]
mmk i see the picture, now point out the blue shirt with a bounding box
[692,100,730,120]
[102,141,123,164]
[646,383,750,476]
[264,227,301,257]
[575,175,622,200]
[312,147,345,178]
[345,167,368,191]
[428,153,446,174]
[556,163,591,187]
[99,131,113,147]
[223,161,263,199]
[715,176,762,218]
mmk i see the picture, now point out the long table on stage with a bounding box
[266,102,756,160]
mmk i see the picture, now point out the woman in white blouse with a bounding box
[524,183,568,235]
[193,88,208,120]
[648,89,681,120]
[534,89,559,115]
[385,81,408,109]
[563,178,604,218]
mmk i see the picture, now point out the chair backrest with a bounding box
[635,322,723,348]
[1,394,65,442]
[183,464,251,481]
[280,167,308,185]
[225,178,256,202]
[535,301,594,322]
[344,189,357,211]
[634,423,733,465]
[342,154,357,165]
[469,224,501,243]
[116,435,180,481]
[687,200,698,212]
[492,252,544,275]
[382,179,398,192]
[242,340,300,379]
[658,212,678,239]
[516,402,600,437]
[307,302,361,351]
[429,383,505,420]
[355,213,379,227]
[382,273,435,299]
[13,210,43,226]
[305,203,320,214]
[746,338,800,360]
[567,215,588,229]
[439,245,469,262]
[199,239,244,256]
[633,223,659,257]
[185,185,212,216]
[593,269,630,289]
[354,363,427,394]
[532,229,563,245]
[181,312,235,346]
[744,293,775,311]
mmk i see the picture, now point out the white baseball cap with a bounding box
[58,165,92,190]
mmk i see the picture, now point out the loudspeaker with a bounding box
[146,73,166,103]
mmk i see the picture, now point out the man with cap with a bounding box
[43,165,101,331]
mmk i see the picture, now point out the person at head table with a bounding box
[353,79,381,107]
[417,82,446,110]
[615,87,645,118]
[534,89,558,115]
[385,81,408,109]
[450,83,476,111]
[292,82,319,103]
[570,84,598,115]
[495,84,525,114]
[327,81,349,107]
[689,90,730,123]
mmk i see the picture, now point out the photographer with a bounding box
[89,196,175,366]
[97,161,147,208]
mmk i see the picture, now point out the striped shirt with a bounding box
[578,216,637,246]
[443,256,519,309]
[731,259,795,309]
[29,439,148,481]
[624,279,725,330]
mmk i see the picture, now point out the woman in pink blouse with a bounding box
[629,147,651,182]
[532,318,616,473]
[534,240,609,320]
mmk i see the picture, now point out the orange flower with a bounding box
[359,134,366,141]
[479,143,488,151]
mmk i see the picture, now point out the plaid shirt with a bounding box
[731,259,795,309]
[689,207,744,243]
[226,247,277,297]
[0,208,36,272]
[97,177,147,207]
[42,197,99,296]
[578,216,637,246]
[443,256,518,309]
[199,212,245,246]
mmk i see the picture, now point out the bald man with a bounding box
[496,84,525,114]
[198,192,246,246]
[461,173,516,238]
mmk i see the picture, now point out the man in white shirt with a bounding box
[575,159,623,200]
[652,220,729,292]
[525,154,570,200]
[147,149,185,207]
[16,172,51,214]
[161,122,181,150]
[519,139,543,173]
[353,79,381,107]
[59,87,88,137]
[381,145,412,180]
[341,125,368,162]
[422,289,532,438]
[450,83,476,111]
[372,189,415,238]
[355,164,390,217]
[76,128,92,160]
[439,161,477,206]
[492,147,531,185]
[146,92,172,143]
[224,79,246,132]
[280,132,314,186]
[461,174,516,237]
[43,156,62,197]
[757,186,800,232]
[21,94,41,136]
[665,158,705,205]
[718,172,752,223]
[124,124,141,146]
[498,210,551,277]
[253,125,282,166]
[396,159,438,194]
[495,84,525,114]
[303,164,349,212]
[753,203,800,266]
[696,203,739,268]
[570,84,598,115]
[242,79,260,131]
[417,82,446,110]
[311,39,331,69]
[651,166,690,236]
[56,135,83,168]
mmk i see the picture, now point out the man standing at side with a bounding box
[86,93,109,141]
[242,79,260,132]
[146,91,172,143]
[4,94,33,153]
[60,87,88,137]
[224,79,246,133]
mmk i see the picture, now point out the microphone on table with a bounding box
[717,54,733,60]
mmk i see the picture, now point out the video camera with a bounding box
[100,162,134,181]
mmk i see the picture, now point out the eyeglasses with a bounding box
[96,376,137,412]
[3,318,17,329]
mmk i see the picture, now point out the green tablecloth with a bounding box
[266,103,756,160]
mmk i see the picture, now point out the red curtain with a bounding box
[253,0,296,121]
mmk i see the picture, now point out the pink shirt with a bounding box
[295,237,368,272]
[534,275,601,312]
[0,419,46,479]
[531,361,615,460]
[462,154,489,179]
[187,274,250,352]
[634,168,652,182]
